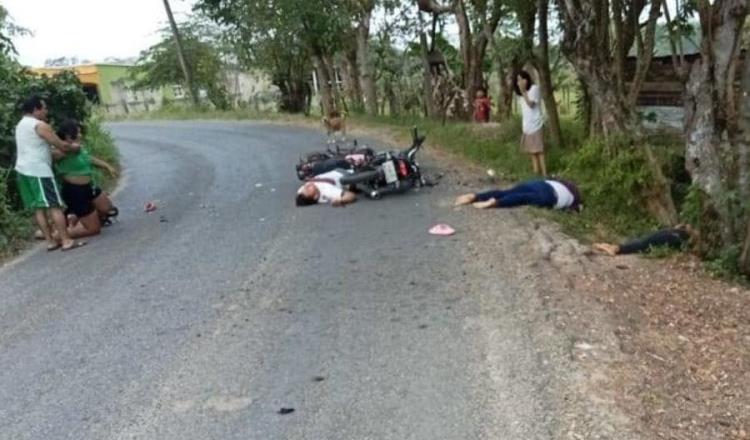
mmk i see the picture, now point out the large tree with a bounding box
[418,0,505,119]
[131,22,230,109]
[556,0,661,138]
[680,0,750,269]
[197,0,351,116]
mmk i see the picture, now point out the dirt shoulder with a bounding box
[345,121,750,439]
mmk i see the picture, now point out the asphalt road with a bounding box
[0,121,556,440]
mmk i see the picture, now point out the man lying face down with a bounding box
[296,169,357,207]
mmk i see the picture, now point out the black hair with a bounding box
[513,70,534,96]
[295,192,317,207]
[21,95,45,114]
[56,119,81,141]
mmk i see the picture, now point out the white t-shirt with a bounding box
[14,115,54,177]
[298,170,345,204]
[546,180,574,209]
[520,85,545,134]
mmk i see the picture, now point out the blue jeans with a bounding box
[475,180,556,208]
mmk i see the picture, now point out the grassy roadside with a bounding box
[0,117,120,260]
[100,105,291,123]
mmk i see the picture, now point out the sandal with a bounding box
[47,242,61,251]
[102,206,119,226]
[61,241,87,252]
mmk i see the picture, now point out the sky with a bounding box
[3,0,198,67]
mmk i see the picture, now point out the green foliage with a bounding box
[196,0,354,112]
[705,245,742,279]
[0,167,31,257]
[131,23,230,110]
[0,56,89,170]
[83,116,120,190]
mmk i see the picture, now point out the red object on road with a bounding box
[144,201,158,212]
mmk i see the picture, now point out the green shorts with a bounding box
[16,173,65,210]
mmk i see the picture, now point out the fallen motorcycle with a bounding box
[295,140,374,181]
[339,127,427,199]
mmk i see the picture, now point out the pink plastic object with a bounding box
[144,201,157,213]
[428,224,456,236]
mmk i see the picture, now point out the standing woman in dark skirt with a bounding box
[515,70,547,176]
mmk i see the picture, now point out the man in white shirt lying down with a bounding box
[296,169,358,207]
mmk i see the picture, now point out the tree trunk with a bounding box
[684,0,749,251]
[627,0,662,107]
[685,59,735,245]
[582,65,637,137]
[312,54,335,117]
[323,55,345,112]
[357,7,378,116]
[385,79,400,116]
[419,28,437,118]
[557,0,640,139]
[643,144,679,225]
[536,0,562,147]
[344,49,363,111]
[493,58,510,121]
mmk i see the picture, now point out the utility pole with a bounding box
[162,0,199,106]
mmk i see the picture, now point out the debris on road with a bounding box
[144,201,158,212]
[278,407,295,415]
[429,224,456,236]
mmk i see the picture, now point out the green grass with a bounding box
[100,104,290,123]
[83,116,121,191]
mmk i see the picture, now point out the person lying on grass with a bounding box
[296,169,357,207]
[46,119,118,239]
[592,224,696,256]
[455,178,582,212]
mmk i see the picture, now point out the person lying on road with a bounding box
[455,178,582,212]
[296,169,357,207]
[592,224,696,256]
[53,119,119,238]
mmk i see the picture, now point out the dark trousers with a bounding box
[618,229,689,254]
[475,180,556,208]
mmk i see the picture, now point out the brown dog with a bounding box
[322,110,347,145]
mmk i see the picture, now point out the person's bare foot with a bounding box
[472,199,497,209]
[454,193,477,206]
[592,243,619,256]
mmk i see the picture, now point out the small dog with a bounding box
[322,110,347,146]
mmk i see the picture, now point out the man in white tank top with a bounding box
[14,95,86,251]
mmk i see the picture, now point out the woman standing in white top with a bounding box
[515,70,547,176]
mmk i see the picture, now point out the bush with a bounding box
[0,167,31,257]
[82,116,119,190]
[559,139,657,237]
